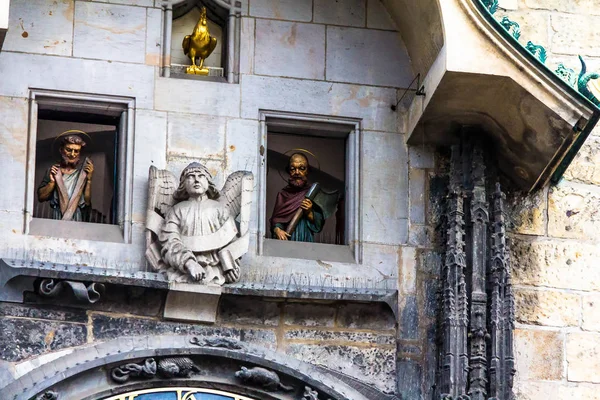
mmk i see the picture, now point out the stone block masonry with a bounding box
[500,1,600,396]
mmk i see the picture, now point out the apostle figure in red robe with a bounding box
[270,153,324,242]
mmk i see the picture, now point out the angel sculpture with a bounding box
[145,162,253,285]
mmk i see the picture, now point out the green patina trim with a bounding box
[500,16,521,40]
[477,0,600,109]
[473,0,600,186]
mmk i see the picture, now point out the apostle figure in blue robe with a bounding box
[270,153,324,242]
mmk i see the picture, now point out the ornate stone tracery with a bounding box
[438,137,515,400]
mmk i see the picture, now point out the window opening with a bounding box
[258,112,363,264]
[266,133,346,245]
[25,90,135,243]
[34,119,119,225]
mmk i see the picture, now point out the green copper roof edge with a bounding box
[473,0,600,186]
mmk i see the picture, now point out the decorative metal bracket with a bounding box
[38,279,105,303]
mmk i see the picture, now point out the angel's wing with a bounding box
[145,166,178,271]
[147,166,178,219]
[218,171,254,236]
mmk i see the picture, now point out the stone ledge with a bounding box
[0,259,398,318]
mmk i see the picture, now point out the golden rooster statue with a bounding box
[182,7,217,75]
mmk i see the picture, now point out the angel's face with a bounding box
[185,172,209,197]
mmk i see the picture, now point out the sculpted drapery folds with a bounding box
[270,153,324,242]
[37,131,94,221]
[145,162,253,286]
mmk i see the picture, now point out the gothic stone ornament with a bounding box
[190,336,243,349]
[234,366,294,392]
[440,145,469,400]
[110,357,200,383]
[182,6,217,75]
[111,358,157,383]
[37,131,94,221]
[145,163,253,285]
[438,138,515,400]
[35,391,58,400]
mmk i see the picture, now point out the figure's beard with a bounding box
[288,176,308,188]
[61,155,80,168]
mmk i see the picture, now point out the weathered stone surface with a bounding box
[286,343,396,393]
[567,332,600,383]
[132,109,168,223]
[240,75,398,132]
[548,182,600,240]
[399,295,418,340]
[0,96,28,213]
[583,294,600,332]
[563,136,600,185]
[255,20,325,80]
[0,52,155,109]
[284,329,395,344]
[74,2,147,63]
[551,14,600,57]
[218,296,280,327]
[337,303,395,330]
[400,246,416,294]
[92,314,240,340]
[397,358,422,400]
[503,10,550,49]
[511,237,600,291]
[367,0,397,30]
[167,112,226,159]
[156,77,240,117]
[0,318,86,362]
[515,288,580,327]
[417,249,442,276]
[515,381,600,400]
[409,169,426,224]
[314,0,366,27]
[524,0,600,16]
[283,303,336,327]
[514,329,563,381]
[0,302,87,323]
[326,27,412,88]
[362,131,408,245]
[3,0,74,56]
[145,7,162,66]
[506,187,547,236]
[239,17,255,75]
[249,0,313,22]
[409,145,435,169]
[240,328,277,350]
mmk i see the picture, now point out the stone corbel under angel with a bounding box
[145,163,253,285]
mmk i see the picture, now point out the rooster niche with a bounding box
[182,6,217,75]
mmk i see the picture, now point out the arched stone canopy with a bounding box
[383,0,599,191]
[3,335,397,400]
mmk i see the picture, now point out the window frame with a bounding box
[160,0,242,83]
[257,110,363,264]
[25,89,136,244]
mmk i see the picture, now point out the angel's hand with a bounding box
[185,259,205,281]
[225,267,240,283]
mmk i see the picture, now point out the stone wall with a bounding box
[0,0,429,397]
[501,1,600,398]
[0,293,397,393]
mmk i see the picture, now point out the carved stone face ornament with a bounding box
[184,171,210,198]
